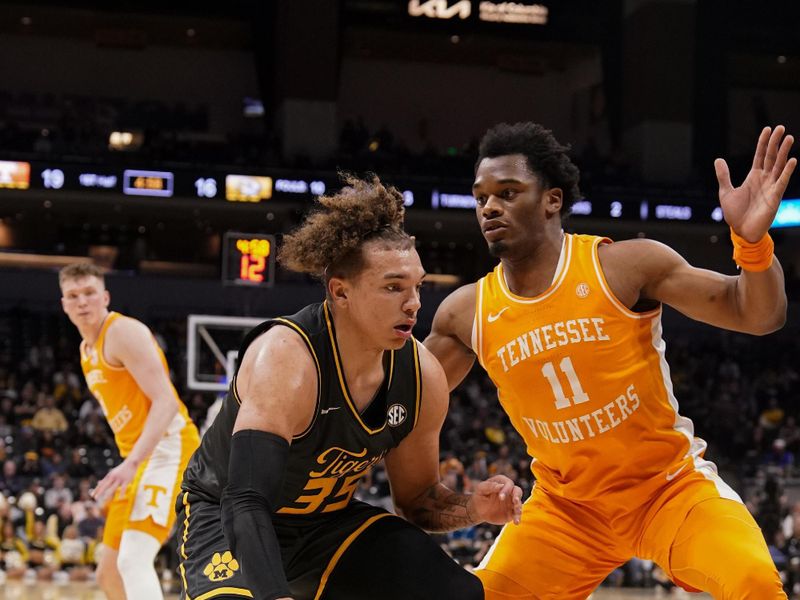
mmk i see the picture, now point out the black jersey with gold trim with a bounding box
[181,301,422,515]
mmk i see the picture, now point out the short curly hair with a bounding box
[476,122,582,216]
[278,173,414,282]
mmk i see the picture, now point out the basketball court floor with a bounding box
[0,581,710,599]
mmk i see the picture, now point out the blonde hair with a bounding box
[58,262,105,288]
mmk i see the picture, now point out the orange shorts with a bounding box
[103,425,199,550]
[476,466,784,599]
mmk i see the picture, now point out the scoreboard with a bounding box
[0,160,322,204]
[1,158,797,227]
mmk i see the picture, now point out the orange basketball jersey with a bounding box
[474,233,707,506]
[80,311,193,457]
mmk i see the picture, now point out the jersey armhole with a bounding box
[591,238,662,320]
[233,318,322,441]
[96,313,127,372]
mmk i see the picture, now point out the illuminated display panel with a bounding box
[0,158,740,226]
[122,169,175,197]
[772,199,800,228]
[225,175,273,202]
[0,161,31,189]
[222,232,276,287]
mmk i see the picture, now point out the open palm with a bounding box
[715,125,797,243]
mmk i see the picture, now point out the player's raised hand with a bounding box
[715,125,797,242]
[467,475,523,526]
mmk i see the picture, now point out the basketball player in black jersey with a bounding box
[178,175,523,600]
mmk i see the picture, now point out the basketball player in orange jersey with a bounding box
[425,122,796,599]
[59,262,200,600]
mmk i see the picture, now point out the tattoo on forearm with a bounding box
[407,484,475,532]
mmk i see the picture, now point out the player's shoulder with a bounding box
[430,282,477,346]
[415,339,442,376]
[243,322,316,372]
[598,237,684,275]
[598,237,686,301]
[105,313,151,341]
[236,321,319,406]
[411,340,449,418]
[598,237,676,262]
[436,282,477,319]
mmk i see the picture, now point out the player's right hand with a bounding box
[715,125,796,242]
[91,457,138,505]
[468,475,523,525]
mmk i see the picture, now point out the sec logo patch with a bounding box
[387,404,407,427]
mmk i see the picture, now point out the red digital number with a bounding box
[239,255,266,282]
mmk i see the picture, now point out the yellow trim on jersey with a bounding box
[323,301,389,435]
[191,588,254,600]
[179,492,191,595]
[313,513,395,600]
[386,346,395,389]
[412,338,422,427]
[231,374,242,405]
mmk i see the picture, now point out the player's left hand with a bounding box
[92,458,138,506]
[715,125,796,242]
[467,475,523,526]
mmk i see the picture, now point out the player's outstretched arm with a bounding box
[600,126,795,336]
[424,283,477,392]
[221,326,317,600]
[92,317,180,503]
[384,343,521,533]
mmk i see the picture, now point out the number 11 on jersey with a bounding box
[541,356,590,409]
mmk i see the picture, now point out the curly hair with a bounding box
[476,122,582,216]
[278,174,414,281]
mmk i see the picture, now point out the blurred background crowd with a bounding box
[1,309,800,594]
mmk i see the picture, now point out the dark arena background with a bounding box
[0,0,799,598]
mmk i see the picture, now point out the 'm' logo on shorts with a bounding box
[387,404,407,427]
[203,551,239,582]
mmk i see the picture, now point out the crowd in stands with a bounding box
[0,307,799,594]
[5,88,798,215]
[0,90,274,168]
[0,90,637,185]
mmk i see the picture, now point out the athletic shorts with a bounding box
[475,464,774,599]
[103,424,199,550]
[177,493,397,600]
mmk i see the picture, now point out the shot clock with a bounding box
[222,232,276,287]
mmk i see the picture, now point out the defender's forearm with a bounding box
[401,483,476,532]
[735,257,787,334]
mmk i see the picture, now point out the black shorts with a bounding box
[177,491,393,600]
[176,490,483,600]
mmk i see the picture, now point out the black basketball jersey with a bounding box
[182,301,422,516]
